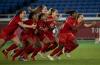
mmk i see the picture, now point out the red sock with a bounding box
[69,41,79,52]
[41,43,50,53]
[31,47,41,60]
[65,41,79,53]
[56,51,62,57]
[13,48,20,54]
[12,48,23,61]
[47,42,58,51]
[50,48,61,56]
[25,44,33,53]
[6,43,17,51]
[20,44,34,58]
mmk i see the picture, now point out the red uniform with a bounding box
[0,16,22,41]
[14,27,22,38]
[37,19,47,41]
[44,15,57,42]
[40,16,58,53]
[21,19,37,46]
[12,19,38,60]
[37,16,56,42]
[50,16,79,57]
[59,16,78,53]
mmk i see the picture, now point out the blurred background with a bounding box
[0,0,100,65]
[0,0,100,40]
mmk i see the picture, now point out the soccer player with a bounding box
[31,13,48,60]
[1,9,36,59]
[41,8,59,53]
[12,11,38,61]
[47,11,96,60]
[47,10,78,60]
[36,13,49,53]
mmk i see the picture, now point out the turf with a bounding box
[0,40,100,65]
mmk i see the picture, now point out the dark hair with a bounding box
[38,13,45,20]
[16,9,25,16]
[65,10,77,16]
[49,8,56,15]
[77,14,83,19]
[28,11,37,19]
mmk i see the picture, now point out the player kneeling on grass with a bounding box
[47,11,96,61]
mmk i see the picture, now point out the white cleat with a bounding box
[95,41,100,44]
[10,50,15,56]
[62,48,65,54]
[57,57,61,60]
[38,52,46,58]
[54,56,61,60]
[17,56,28,61]
[47,55,54,61]
[65,53,71,58]
[95,38,100,44]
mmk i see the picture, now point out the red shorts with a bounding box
[21,32,37,46]
[0,31,16,42]
[64,41,78,53]
[14,27,22,37]
[59,32,75,45]
[44,31,55,42]
[37,32,45,41]
[59,32,78,53]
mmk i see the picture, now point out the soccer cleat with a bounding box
[47,55,54,61]
[18,56,28,61]
[57,57,61,60]
[54,56,61,60]
[62,48,65,54]
[10,50,15,56]
[38,52,46,58]
[2,49,8,59]
[95,38,100,44]
[31,57,35,61]
[65,53,71,58]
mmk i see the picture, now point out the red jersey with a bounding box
[60,16,77,34]
[47,15,57,31]
[21,19,37,44]
[2,16,22,35]
[22,19,37,34]
[36,19,48,41]
[37,19,48,33]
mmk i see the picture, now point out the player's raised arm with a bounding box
[84,21,96,28]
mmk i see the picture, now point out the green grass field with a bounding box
[0,40,100,65]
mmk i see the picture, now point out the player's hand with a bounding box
[32,24,37,29]
[43,28,48,31]
[50,23,55,27]
[92,21,96,27]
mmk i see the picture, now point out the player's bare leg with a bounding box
[2,36,22,59]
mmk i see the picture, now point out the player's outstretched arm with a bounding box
[18,22,36,28]
[84,21,96,28]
